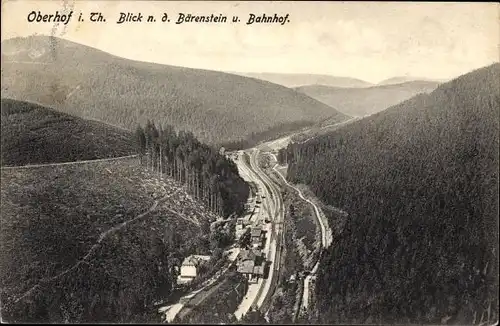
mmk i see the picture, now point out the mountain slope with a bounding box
[282,63,499,324]
[1,36,348,146]
[231,72,373,88]
[295,81,440,117]
[1,99,135,166]
[0,158,221,323]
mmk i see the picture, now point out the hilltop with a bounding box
[1,35,348,146]
[231,71,373,88]
[281,63,499,324]
[1,99,135,166]
[295,80,439,117]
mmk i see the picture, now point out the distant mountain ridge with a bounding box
[1,35,348,146]
[295,80,440,117]
[229,71,374,88]
[377,76,447,85]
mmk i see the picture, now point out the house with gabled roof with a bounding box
[177,254,211,284]
[251,226,265,249]
[235,218,252,240]
[237,249,266,283]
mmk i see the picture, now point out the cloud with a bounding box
[312,20,387,57]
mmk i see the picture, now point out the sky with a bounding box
[1,0,498,83]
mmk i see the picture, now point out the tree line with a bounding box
[134,121,249,218]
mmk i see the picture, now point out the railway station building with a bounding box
[237,249,266,283]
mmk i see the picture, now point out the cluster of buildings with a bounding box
[176,200,270,286]
[236,218,266,248]
[237,248,266,283]
[235,217,252,240]
[235,218,268,283]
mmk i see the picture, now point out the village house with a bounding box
[237,249,266,283]
[177,254,211,284]
[235,218,252,240]
[251,226,265,249]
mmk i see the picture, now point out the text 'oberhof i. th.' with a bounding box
[26,10,291,25]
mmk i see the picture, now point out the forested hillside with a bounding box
[134,121,249,217]
[281,63,499,324]
[1,35,347,146]
[295,81,439,117]
[1,99,135,166]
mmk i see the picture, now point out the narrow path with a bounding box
[65,84,81,100]
[271,162,331,311]
[294,117,358,145]
[163,207,201,227]
[258,117,358,152]
[272,164,331,248]
[11,189,180,305]
[1,155,138,170]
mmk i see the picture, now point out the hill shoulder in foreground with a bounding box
[1,35,348,146]
[283,63,499,324]
[1,98,135,166]
[0,157,225,323]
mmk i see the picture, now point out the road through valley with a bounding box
[162,117,354,321]
[233,148,284,320]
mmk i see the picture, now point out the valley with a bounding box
[2,63,498,324]
[1,6,498,323]
[295,81,440,117]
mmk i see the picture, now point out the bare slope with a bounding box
[0,158,220,323]
[1,35,348,145]
[1,99,135,166]
[295,81,440,117]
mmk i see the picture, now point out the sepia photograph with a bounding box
[0,0,499,324]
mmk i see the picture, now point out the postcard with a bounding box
[1,1,498,324]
